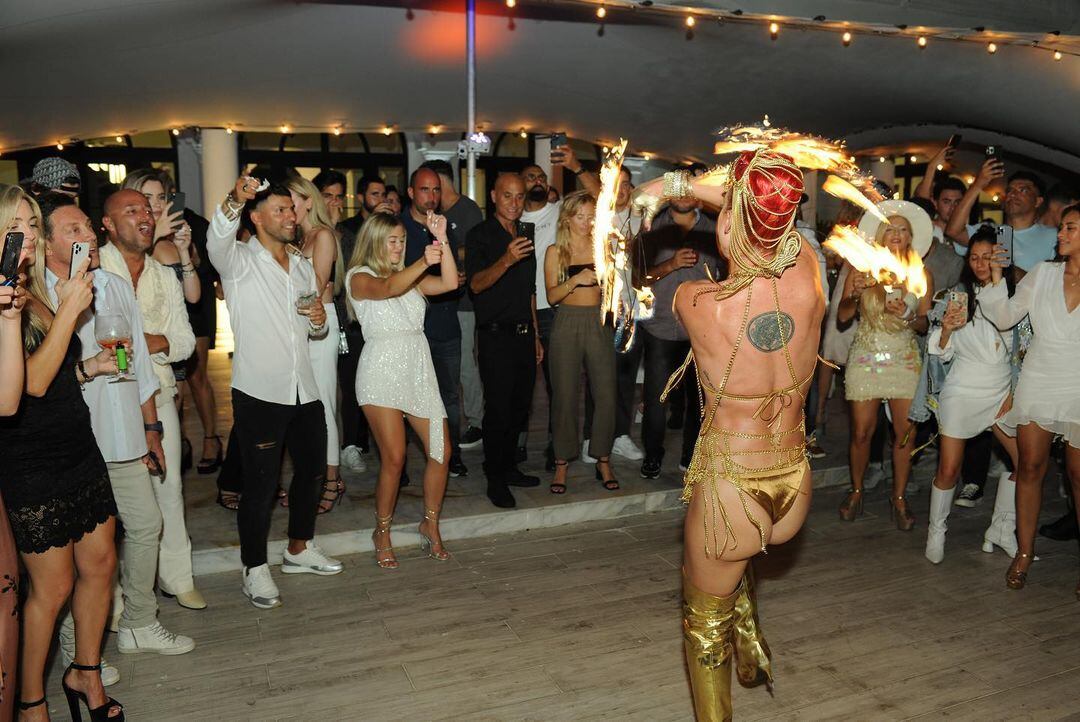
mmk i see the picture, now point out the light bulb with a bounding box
[965,175,976,185]
[56,142,65,150]
[115,135,124,143]
[769,22,779,38]
[171,128,180,136]
[382,126,393,136]
[936,164,944,171]
[505,0,515,7]
[429,124,442,134]
[226,126,234,135]
[878,156,886,163]
[280,124,291,133]
[596,6,605,19]
[987,42,997,54]
[1054,51,1062,61]
[685,15,695,28]
[333,127,342,136]
[842,31,852,46]
[992,194,1000,202]
[918,35,927,48]
[519,128,528,139]
[910,155,918,162]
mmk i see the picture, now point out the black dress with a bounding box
[0,332,116,554]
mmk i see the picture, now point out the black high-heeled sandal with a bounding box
[197,434,223,474]
[216,490,241,511]
[317,477,345,514]
[550,460,568,494]
[595,457,620,491]
[62,661,124,721]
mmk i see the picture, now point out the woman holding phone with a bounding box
[977,204,1080,593]
[287,176,346,512]
[346,211,457,569]
[0,184,124,720]
[544,191,619,493]
[837,201,934,529]
[924,227,1021,564]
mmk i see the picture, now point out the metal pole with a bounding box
[465,0,477,201]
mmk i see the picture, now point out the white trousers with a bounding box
[156,392,196,594]
[309,302,341,466]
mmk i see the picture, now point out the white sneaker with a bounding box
[340,445,367,473]
[59,628,120,686]
[243,564,282,608]
[612,435,644,461]
[580,441,597,464]
[117,621,195,656]
[282,541,344,576]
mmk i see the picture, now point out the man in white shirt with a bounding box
[100,190,205,611]
[38,194,194,678]
[209,176,343,609]
[520,142,600,468]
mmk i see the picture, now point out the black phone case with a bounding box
[0,233,23,282]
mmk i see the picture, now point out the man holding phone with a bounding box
[467,173,543,508]
[946,158,1057,281]
[37,193,196,674]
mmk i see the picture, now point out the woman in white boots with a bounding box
[924,227,1020,564]
[979,204,1080,593]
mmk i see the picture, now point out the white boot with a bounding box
[925,483,953,564]
[982,472,1018,557]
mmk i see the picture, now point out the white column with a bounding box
[175,132,204,215]
[869,158,896,197]
[200,129,239,217]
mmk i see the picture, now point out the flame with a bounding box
[823,225,928,297]
[822,175,890,225]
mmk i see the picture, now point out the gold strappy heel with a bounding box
[838,489,863,521]
[418,508,451,561]
[890,495,915,531]
[1006,552,1033,590]
[372,514,398,570]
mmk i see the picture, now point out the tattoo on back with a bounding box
[747,311,795,352]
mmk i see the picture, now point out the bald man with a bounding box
[99,189,204,609]
[403,167,468,476]
[465,174,543,508]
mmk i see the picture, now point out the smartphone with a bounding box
[0,232,22,286]
[985,145,1002,159]
[146,450,164,478]
[948,290,968,308]
[549,132,567,149]
[69,241,91,279]
[514,220,535,243]
[885,288,903,304]
[996,225,1014,267]
[947,133,963,149]
[168,191,186,215]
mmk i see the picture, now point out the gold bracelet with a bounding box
[662,170,694,199]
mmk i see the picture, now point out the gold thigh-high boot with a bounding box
[732,567,773,688]
[683,573,738,722]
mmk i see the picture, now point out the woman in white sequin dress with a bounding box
[346,212,458,570]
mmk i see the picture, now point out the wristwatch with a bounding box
[144,421,164,434]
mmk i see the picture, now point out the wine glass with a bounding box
[95,313,133,383]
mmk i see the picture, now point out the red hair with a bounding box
[729,149,804,249]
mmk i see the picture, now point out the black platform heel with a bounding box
[62,662,124,721]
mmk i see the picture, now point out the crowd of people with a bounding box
[0,137,1077,718]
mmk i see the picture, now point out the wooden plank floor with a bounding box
[42,479,1080,721]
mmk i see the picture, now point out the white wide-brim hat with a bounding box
[857,199,933,258]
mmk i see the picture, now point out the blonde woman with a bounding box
[544,191,619,494]
[0,185,123,720]
[288,176,346,512]
[837,202,935,529]
[346,212,457,569]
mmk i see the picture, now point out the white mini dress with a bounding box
[347,266,447,462]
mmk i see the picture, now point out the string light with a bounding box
[841,31,852,46]
[115,135,124,143]
[280,124,291,133]
[769,21,779,39]
[992,193,1000,202]
[1054,50,1062,61]
[936,164,944,171]
[909,155,917,162]
[596,5,605,19]
[519,127,528,139]
[429,124,443,134]
[171,128,180,136]
[685,15,695,28]
[382,126,393,136]
[917,35,927,48]
[878,156,886,163]
[225,126,234,135]
[332,127,342,136]
[987,42,997,54]
[56,142,65,150]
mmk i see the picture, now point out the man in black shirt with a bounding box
[403,168,467,476]
[466,174,543,508]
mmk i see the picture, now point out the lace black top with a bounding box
[0,331,116,553]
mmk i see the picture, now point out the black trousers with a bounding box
[962,430,994,488]
[478,326,535,482]
[641,328,701,462]
[232,390,326,568]
[428,336,462,460]
[338,321,371,452]
[217,426,243,494]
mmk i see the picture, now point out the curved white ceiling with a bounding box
[2,0,1078,163]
